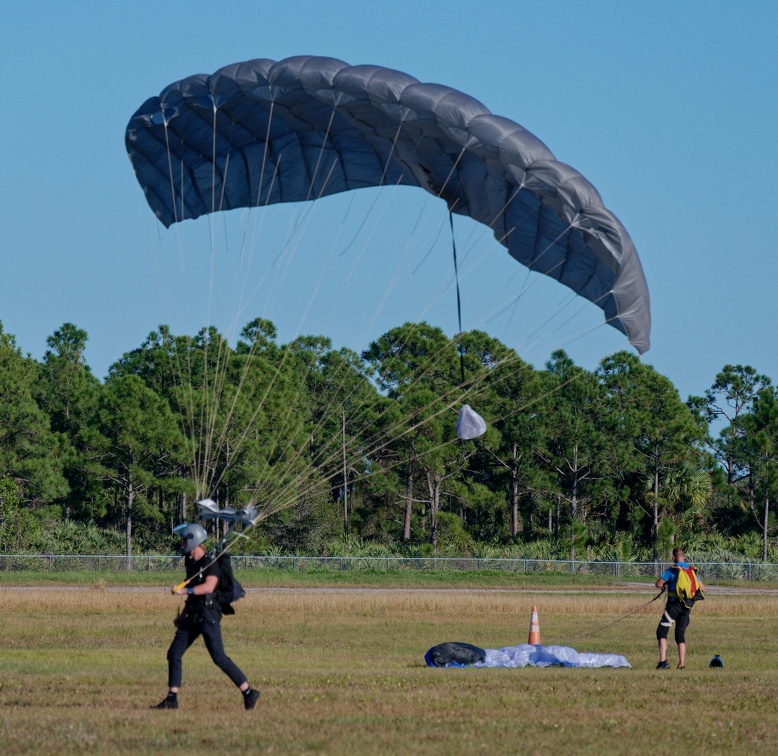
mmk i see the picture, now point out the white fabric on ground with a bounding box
[475,643,630,669]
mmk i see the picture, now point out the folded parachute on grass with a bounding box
[425,641,630,669]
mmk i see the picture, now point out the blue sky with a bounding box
[1,1,776,402]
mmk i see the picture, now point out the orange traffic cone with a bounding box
[527,605,541,645]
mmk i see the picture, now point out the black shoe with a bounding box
[152,697,179,710]
[656,660,670,670]
[243,689,260,710]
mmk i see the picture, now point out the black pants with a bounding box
[167,605,247,689]
[656,601,691,644]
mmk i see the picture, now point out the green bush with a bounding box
[0,477,39,551]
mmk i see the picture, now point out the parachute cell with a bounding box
[126,55,651,353]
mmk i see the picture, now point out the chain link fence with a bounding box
[0,554,776,581]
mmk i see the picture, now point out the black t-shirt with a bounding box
[184,553,221,606]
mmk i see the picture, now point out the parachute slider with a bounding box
[196,500,257,528]
[196,498,220,521]
[237,506,258,527]
[456,404,487,440]
[217,507,237,523]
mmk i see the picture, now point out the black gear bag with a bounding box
[213,552,245,614]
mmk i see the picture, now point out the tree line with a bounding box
[0,319,775,562]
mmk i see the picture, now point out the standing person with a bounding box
[654,546,705,670]
[152,523,260,710]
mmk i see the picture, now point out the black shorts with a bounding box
[656,601,691,644]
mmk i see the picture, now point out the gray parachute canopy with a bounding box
[125,55,650,353]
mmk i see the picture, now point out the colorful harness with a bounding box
[668,564,702,608]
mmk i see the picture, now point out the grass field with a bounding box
[1,575,776,754]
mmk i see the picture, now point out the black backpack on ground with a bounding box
[213,552,245,614]
[425,642,486,667]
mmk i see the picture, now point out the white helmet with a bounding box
[173,522,208,554]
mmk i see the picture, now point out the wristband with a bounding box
[187,587,194,596]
